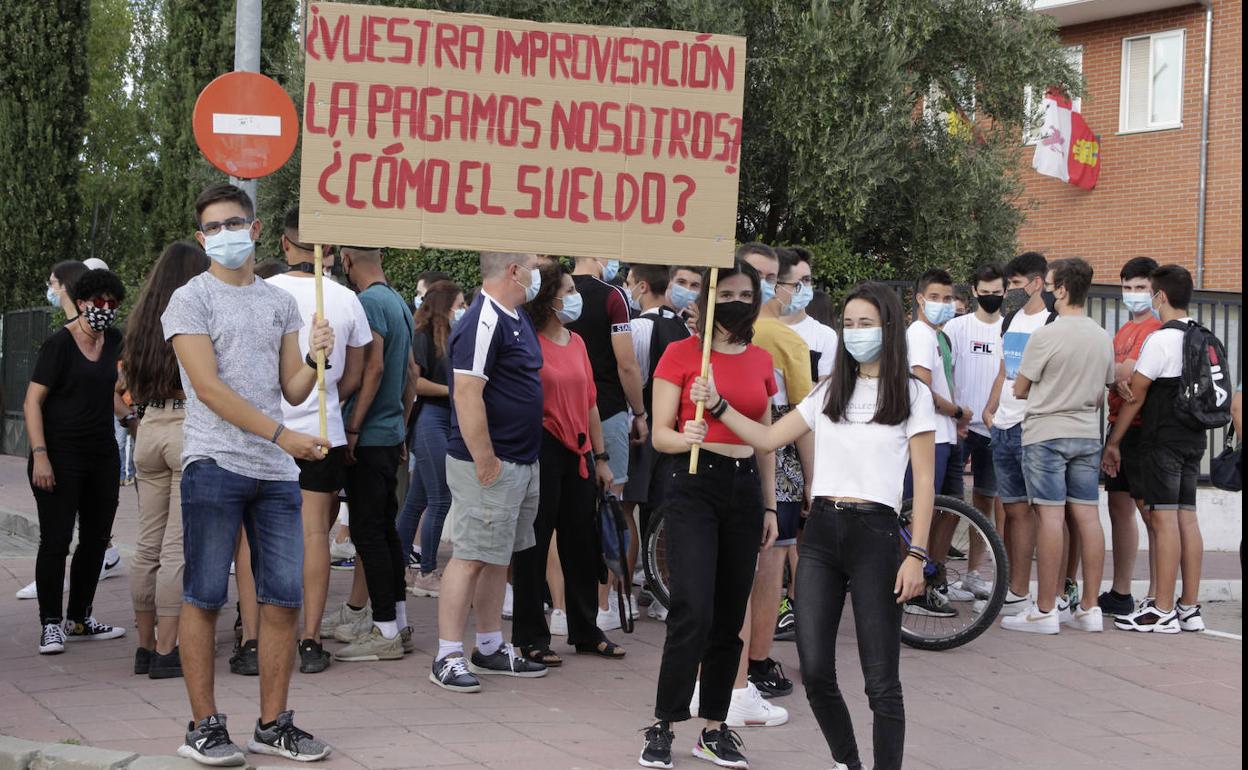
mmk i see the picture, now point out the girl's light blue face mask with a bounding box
[556,292,583,324]
[47,286,60,308]
[452,307,466,324]
[843,327,884,363]
[669,283,699,311]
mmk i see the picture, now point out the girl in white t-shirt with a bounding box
[688,281,936,770]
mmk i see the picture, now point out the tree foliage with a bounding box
[0,0,91,309]
[2,0,1078,309]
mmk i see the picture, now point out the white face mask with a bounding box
[203,228,255,269]
[519,267,541,303]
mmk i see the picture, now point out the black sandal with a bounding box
[574,640,626,658]
[519,644,562,667]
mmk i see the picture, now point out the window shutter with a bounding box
[1125,37,1151,130]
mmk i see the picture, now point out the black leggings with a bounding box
[512,432,604,649]
[654,451,763,723]
[30,449,120,625]
[796,500,905,770]
[343,444,405,622]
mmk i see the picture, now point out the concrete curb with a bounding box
[0,734,276,770]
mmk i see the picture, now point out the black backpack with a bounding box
[1161,319,1233,430]
[642,308,691,416]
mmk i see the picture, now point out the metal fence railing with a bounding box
[1,307,53,456]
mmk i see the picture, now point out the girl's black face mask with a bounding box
[714,300,757,344]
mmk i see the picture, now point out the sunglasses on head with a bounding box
[85,297,119,310]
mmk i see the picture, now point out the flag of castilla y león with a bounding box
[1032,88,1100,190]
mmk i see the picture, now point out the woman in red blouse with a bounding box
[512,262,622,666]
[639,260,779,770]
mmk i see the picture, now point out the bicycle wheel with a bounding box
[642,507,672,611]
[900,495,1008,651]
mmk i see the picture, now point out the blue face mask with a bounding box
[626,286,642,312]
[203,228,255,270]
[46,286,60,308]
[452,307,466,324]
[522,267,542,303]
[556,292,583,324]
[922,299,955,326]
[1122,291,1151,314]
[413,295,424,310]
[601,259,620,282]
[759,280,776,305]
[781,283,814,316]
[669,283,699,311]
[843,327,884,363]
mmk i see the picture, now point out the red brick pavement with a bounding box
[0,456,1241,769]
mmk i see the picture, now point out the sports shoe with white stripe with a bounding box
[999,589,1031,616]
[725,682,789,727]
[1176,602,1205,632]
[693,724,749,768]
[1113,604,1180,634]
[1061,605,1103,632]
[247,710,330,762]
[430,652,481,693]
[1000,604,1059,634]
[64,617,126,641]
[178,713,245,766]
[39,623,66,655]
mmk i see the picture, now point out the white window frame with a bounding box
[1023,45,1083,145]
[1118,29,1185,134]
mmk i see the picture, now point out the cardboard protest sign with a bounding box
[298,2,745,266]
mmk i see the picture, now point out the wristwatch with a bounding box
[954,406,965,421]
[594,451,611,463]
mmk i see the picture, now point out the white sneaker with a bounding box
[726,681,789,727]
[1000,604,1059,635]
[502,583,514,620]
[16,579,65,600]
[944,582,977,602]
[1114,604,1180,634]
[608,588,640,620]
[690,682,700,716]
[958,570,993,600]
[548,609,568,636]
[633,565,646,588]
[1176,602,1205,632]
[1057,596,1075,624]
[1062,605,1103,632]
[98,547,122,580]
[999,589,1031,616]
[596,606,622,632]
[329,539,356,561]
[647,603,669,622]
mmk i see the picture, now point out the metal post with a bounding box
[1194,1,1213,289]
[232,0,262,207]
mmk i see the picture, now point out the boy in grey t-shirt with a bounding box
[161,184,334,766]
[1005,257,1113,636]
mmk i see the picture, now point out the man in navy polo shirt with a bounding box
[430,251,549,693]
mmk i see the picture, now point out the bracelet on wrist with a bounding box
[271,425,286,444]
[306,352,332,370]
[906,549,929,564]
[709,397,729,419]
[32,446,47,454]
[763,507,778,516]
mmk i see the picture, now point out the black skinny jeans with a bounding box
[343,444,405,623]
[654,451,763,723]
[30,447,120,625]
[512,432,605,649]
[796,500,905,770]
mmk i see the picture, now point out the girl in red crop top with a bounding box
[641,260,779,768]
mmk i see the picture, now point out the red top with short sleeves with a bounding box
[653,335,777,445]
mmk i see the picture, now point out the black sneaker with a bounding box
[639,721,675,769]
[247,710,330,761]
[468,644,549,678]
[149,647,183,679]
[298,639,331,674]
[1097,590,1135,617]
[430,652,482,693]
[773,596,796,641]
[63,617,126,641]
[947,545,967,560]
[904,588,958,618]
[747,657,793,698]
[229,639,259,676]
[177,713,245,766]
[135,647,154,675]
[693,724,748,768]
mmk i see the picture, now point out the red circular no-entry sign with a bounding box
[192,71,298,180]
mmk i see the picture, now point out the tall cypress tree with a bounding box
[149,0,235,250]
[0,0,91,309]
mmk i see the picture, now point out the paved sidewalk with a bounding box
[0,456,1242,769]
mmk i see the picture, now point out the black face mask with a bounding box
[976,294,1004,314]
[1040,290,1057,313]
[713,300,756,344]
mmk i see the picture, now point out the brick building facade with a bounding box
[1019,0,1241,292]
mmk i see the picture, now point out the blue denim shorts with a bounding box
[990,424,1028,504]
[961,431,997,497]
[1022,438,1102,506]
[181,459,303,610]
[601,411,631,485]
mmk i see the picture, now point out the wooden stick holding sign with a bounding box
[688,268,720,474]
[313,244,328,451]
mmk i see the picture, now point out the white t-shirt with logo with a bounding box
[943,312,1003,437]
[267,273,374,447]
[1134,317,1192,380]
[906,320,956,444]
[994,307,1050,430]
[788,315,839,380]
[797,379,937,510]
